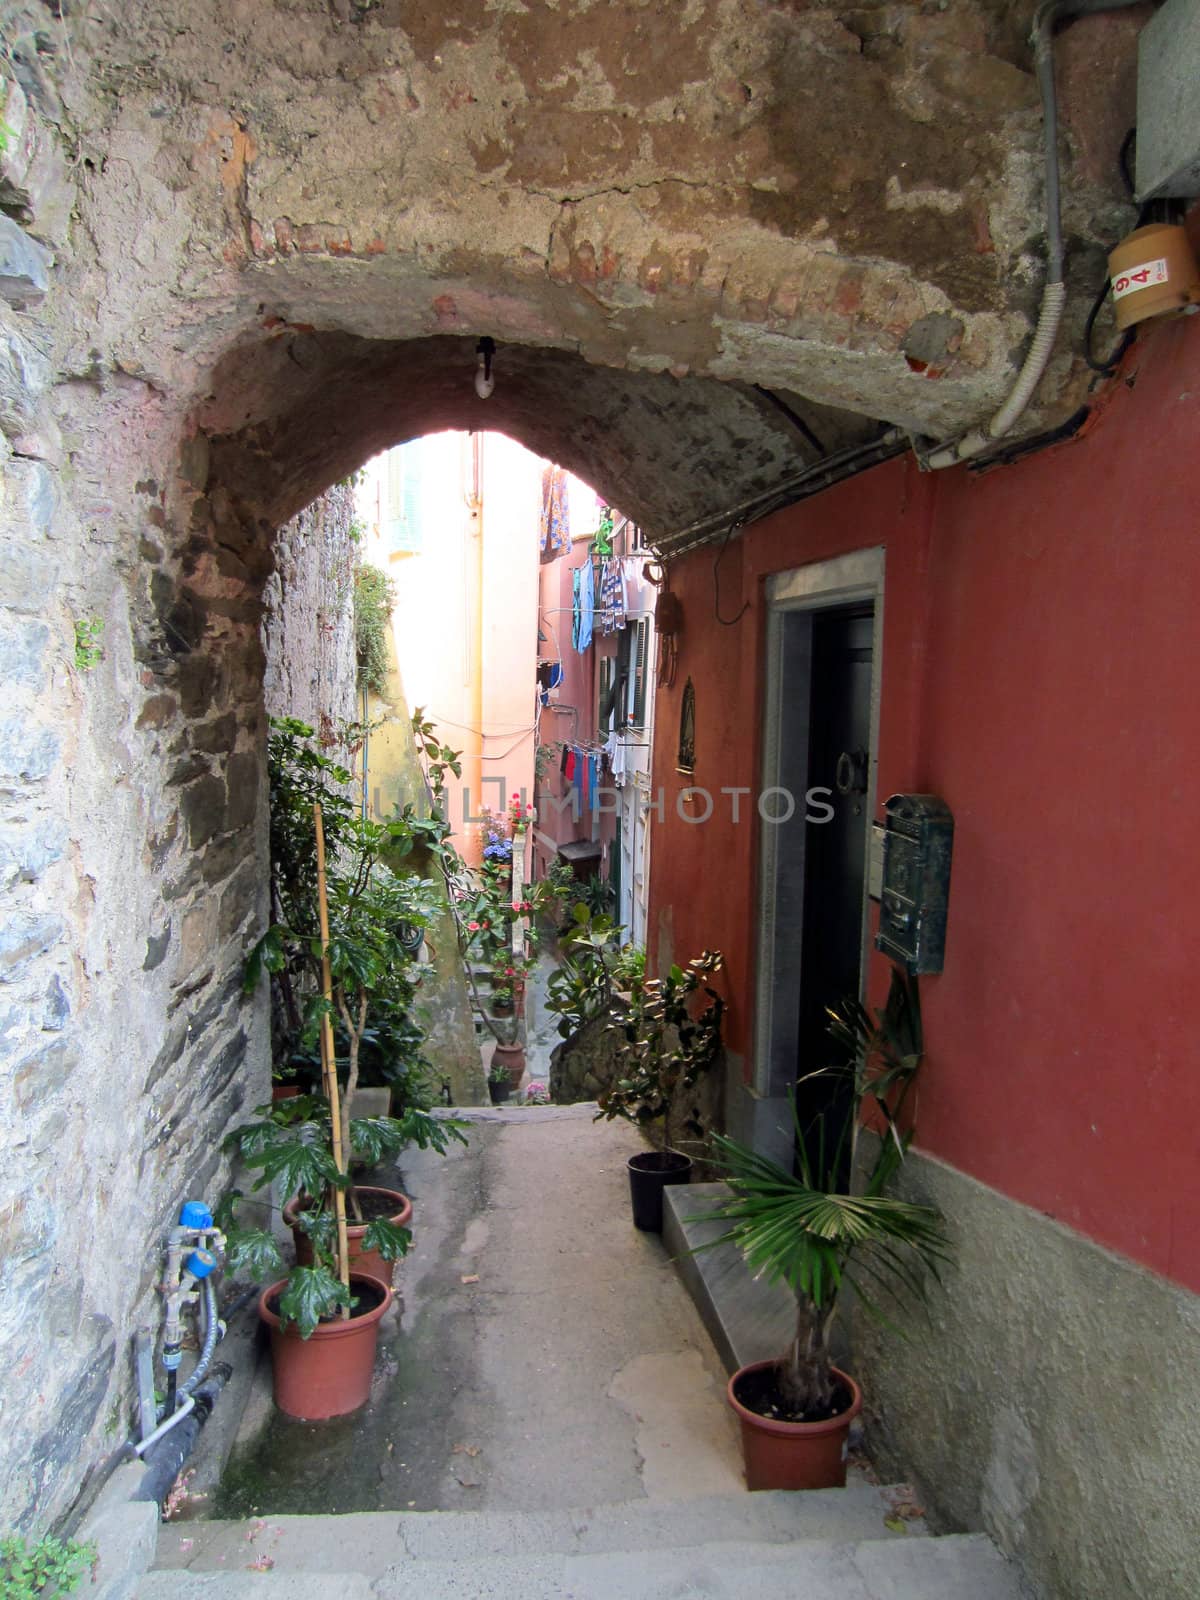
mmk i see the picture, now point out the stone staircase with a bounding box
[136,1486,1027,1599]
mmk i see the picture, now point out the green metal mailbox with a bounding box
[875,794,953,975]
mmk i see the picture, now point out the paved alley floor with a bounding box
[212,1108,744,1519]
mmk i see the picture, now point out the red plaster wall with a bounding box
[649,314,1200,1293]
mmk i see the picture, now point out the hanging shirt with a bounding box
[599,557,627,636]
[604,731,628,789]
[576,559,595,653]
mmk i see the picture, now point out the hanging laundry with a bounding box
[576,558,595,653]
[604,731,628,788]
[571,566,582,652]
[540,465,571,561]
[599,557,627,635]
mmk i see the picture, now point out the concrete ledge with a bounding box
[663,1182,796,1375]
[77,1462,159,1600]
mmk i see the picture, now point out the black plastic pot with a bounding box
[488,1078,511,1104]
[627,1150,692,1232]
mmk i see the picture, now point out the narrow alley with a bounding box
[198,1111,743,1522]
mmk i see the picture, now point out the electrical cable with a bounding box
[752,385,827,459]
[920,0,1147,470]
[713,519,750,627]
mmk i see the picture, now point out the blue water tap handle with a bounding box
[179,1201,213,1231]
[184,1249,216,1280]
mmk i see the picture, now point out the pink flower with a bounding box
[505,966,515,976]
[468,921,480,932]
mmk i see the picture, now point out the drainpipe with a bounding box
[467,433,485,850]
[922,0,1147,469]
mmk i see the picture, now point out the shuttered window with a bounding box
[629,617,649,729]
[386,448,422,554]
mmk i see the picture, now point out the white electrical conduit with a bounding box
[923,0,1147,469]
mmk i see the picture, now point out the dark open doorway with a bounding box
[747,552,883,1167]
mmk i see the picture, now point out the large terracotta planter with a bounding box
[727,1360,863,1490]
[259,1274,392,1420]
[492,1041,526,1089]
[284,1185,413,1288]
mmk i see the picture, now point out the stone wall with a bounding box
[262,481,360,735]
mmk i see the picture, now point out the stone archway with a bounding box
[0,0,1142,1533]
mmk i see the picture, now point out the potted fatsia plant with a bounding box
[702,965,951,1489]
[597,949,725,1232]
[223,719,467,1419]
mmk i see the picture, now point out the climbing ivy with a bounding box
[353,564,396,695]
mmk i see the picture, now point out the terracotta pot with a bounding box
[259,1274,392,1420]
[284,1185,413,1288]
[492,1040,526,1089]
[726,1360,863,1491]
[271,1084,301,1103]
[627,1149,692,1232]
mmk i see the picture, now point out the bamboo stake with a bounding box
[314,802,351,1315]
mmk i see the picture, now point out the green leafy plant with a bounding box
[411,707,463,805]
[0,1533,96,1599]
[701,967,952,1420]
[597,950,725,1151]
[612,942,646,997]
[72,617,104,672]
[354,564,397,695]
[220,1095,465,1337]
[577,872,616,919]
[544,904,625,1039]
[231,718,468,1335]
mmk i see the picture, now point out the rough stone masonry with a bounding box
[0,0,1141,1534]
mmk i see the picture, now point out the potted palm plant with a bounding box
[702,965,951,1489]
[597,949,725,1231]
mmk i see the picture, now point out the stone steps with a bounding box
[138,1528,1023,1600]
[151,1486,919,1573]
[138,1488,1028,1600]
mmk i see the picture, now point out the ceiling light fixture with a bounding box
[474,336,496,399]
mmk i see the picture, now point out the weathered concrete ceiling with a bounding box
[199,331,882,529]
[6,0,1144,533]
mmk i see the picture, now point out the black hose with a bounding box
[132,1364,232,1508]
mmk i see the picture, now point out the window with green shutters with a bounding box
[386,447,422,555]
